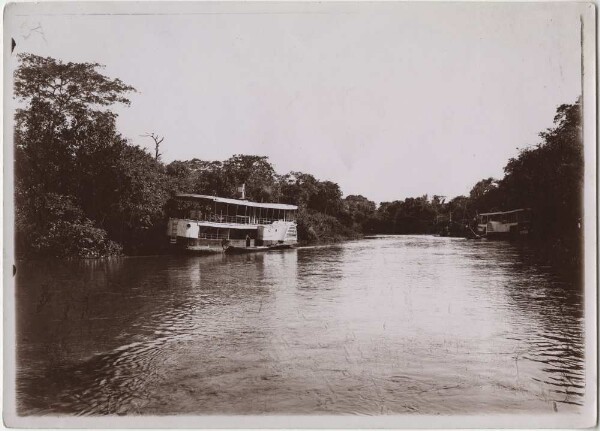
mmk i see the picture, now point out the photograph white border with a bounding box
[2,1,596,428]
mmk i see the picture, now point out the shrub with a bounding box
[17,193,122,258]
[297,209,360,243]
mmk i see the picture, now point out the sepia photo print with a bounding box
[3,1,597,428]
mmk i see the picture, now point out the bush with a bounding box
[31,219,122,258]
[297,209,360,243]
[16,193,122,258]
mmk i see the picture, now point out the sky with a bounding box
[5,2,583,203]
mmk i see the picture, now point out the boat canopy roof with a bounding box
[175,194,298,211]
[478,208,531,216]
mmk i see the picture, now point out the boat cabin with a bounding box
[167,194,298,251]
[476,208,532,238]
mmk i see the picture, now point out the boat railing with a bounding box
[199,233,229,240]
[189,213,293,225]
[255,217,282,225]
[205,214,251,224]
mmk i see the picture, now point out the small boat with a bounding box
[185,245,224,255]
[225,244,294,254]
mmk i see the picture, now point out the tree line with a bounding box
[14,54,583,267]
[374,92,582,241]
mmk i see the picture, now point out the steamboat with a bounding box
[475,208,532,239]
[167,192,298,254]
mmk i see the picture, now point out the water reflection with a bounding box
[16,237,585,415]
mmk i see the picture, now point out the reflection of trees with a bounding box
[17,257,174,413]
[17,253,284,414]
[475,241,585,406]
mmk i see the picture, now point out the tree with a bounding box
[166,160,197,193]
[14,53,135,197]
[166,159,229,196]
[309,181,343,215]
[500,98,582,238]
[373,195,439,234]
[106,145,170,251]
[13,53,164,257]
[279,171,321,207]
[19,193,122,258]
[343,195,377,232]
[222,155,279,202]
[141,132,164,161]
[447,195,471,221]
[469,177,502,212]
[469,178,498,201]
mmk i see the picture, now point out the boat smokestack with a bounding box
[237,184,246,200]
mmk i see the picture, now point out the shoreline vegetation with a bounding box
[14,54,583,277]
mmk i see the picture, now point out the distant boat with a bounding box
[475,208,532,239]
[167,193,298,253]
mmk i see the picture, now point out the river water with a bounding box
[15,236,585,415]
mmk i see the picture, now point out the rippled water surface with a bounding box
[16,236,585,415]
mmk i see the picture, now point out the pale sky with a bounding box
[5,2,583,203]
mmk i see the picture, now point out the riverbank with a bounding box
[14,52,583,282]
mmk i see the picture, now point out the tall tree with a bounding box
[279,171,321,207]
[343,195,377,231]
[222,155,279,202]
[469,177,502,213]
[13,54,174,256]
[14,53,135,197]
[500,98,582,238]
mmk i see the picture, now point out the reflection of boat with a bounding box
[167,193,298,253]
[185,245,224,255]
[225,244,294,254]
[476,209,532,239]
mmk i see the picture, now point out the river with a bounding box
[15,235,585,415]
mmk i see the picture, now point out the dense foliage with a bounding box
[371,99,583,270]
[14,54,583,268]
[164,159,369,243]
[14,54,169,257]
